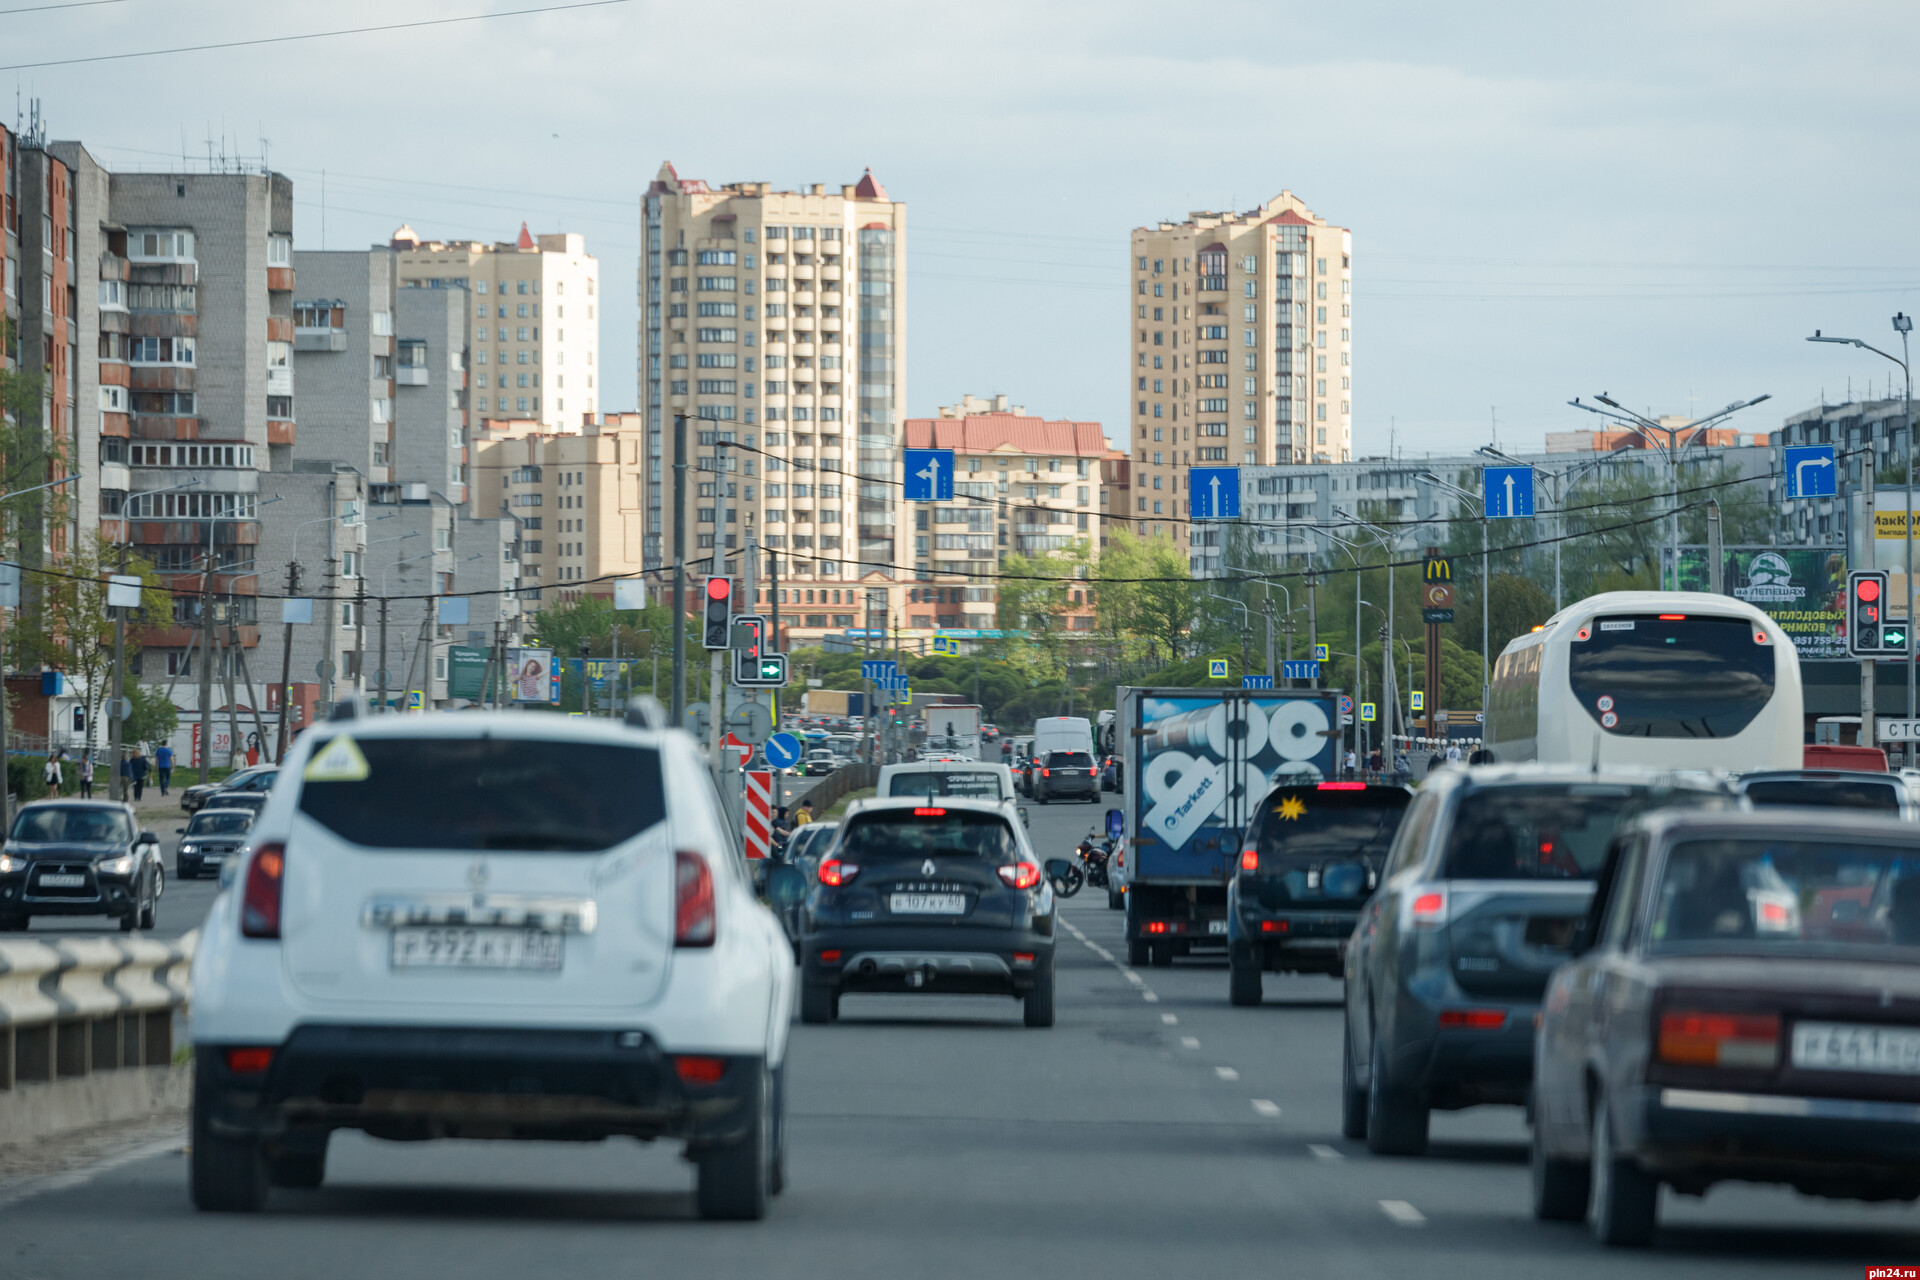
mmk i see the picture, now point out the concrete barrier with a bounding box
[0,933,195,1145]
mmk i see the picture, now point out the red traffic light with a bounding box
[705,577,731,601]
[1858,579,1882,602]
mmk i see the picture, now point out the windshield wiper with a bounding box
[473,831,606,852]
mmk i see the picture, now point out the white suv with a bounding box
[188,707,797,1219]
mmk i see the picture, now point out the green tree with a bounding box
[21,532,168,747]
[125,680,179,746]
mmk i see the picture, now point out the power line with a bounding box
[0,0,126,14]
[0,0,631,71]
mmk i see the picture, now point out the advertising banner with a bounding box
[447,645,489,700]
[510,648,557,702]
[1678,546,1847,661]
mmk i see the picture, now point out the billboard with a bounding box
[510,648,558,702]
[1677,546,1847,661]
[447,645,489,700]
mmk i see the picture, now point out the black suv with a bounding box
[1033,750,1099,804]
[182,765,278,815]
[0,800,164,931]
[797,798,1058,1027]
[175,806,255,880]
[1227,782,1411,1006]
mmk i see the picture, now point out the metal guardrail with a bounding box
[0,934,194,1090]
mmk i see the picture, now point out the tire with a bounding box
[191,1063,269,1212]
[118,909,136,932]
[177,865,195,881]
[770,1063,788,1196]
[1341,1021,1369,1141]
[1365,1035,1429,1156]
[1107,888,1124,911]
[139,888,157,931]
[1532,1120,1590,1222]
[1037,793,1048,805]
[1127,939,1149,966]
[1052,864,1083,897]
[799,983,838,1025]
[1589,1094,1658,1246]
[1023,959,1056,1027]
[1228,960,1262,1007]
[1149,942,1173,968]
[269,1133,329,1189]
[695,1066,771,1221]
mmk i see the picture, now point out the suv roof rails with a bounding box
[624,696,668,730]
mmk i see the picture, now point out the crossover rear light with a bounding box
[1658,613,1686,620]
[913,807,946,817]
[674,851,716,947]
[1013,952,1035,966]
[1439,1008,1507,1029]
[818,949,842,964]
[1041,768,1051,778]
[1410,889,1447,927]
[1657,1011,1781,1069]
[818,858,858,886]
[240,843,285,939]
[1240,846,1259,872]
[1260,920,1290,934]
[1318,782,1366,790]
[998,862,1042,890]
[673,1055,727,1085]
[224,1047,274,1074]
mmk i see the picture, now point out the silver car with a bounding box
[1341,765,1731,1155]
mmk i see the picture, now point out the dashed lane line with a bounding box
[1161,1013,1178,1025]
[1214,1066,1240,1081]
[1180,1036,1200,1049]
[1307,1143,1343,1161]
[1251,1099,1282,1118]
[1379,1200,1426,1226]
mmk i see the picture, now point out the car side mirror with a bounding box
[1018,807,1031,828]
[173,826,186,834]
[1105,808,1125,841]
[139,830,159,845]
[765,863,807,907]
[1043,858,1074,888]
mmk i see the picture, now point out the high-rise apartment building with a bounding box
[391,224,598,432]
[469,413,647,603]
[641,163,906,645]
[1129,194,1351,566]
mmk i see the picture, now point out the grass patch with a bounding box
[819,787,874,821]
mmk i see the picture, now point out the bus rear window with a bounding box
[1568,615,1775,739]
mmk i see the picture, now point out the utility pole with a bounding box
[670,412,687,729]
[355,574,367,713]
[196,549,215,784]
[276,562,299,761]
[108,543,129,801]
[221,603,242,770]
[377,596,390,714]
[1865,454,1878,751]
[321,476,338,706]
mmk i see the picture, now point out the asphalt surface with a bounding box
[6,787,1920,1277]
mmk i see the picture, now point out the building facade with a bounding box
[390,224,598,432]
[469,414,647,604]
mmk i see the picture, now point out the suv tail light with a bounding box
[674,851,716,947]
[1041,767,1051,778]
[1240,845,1259,872]
[1657,1011,1780,1069]
[819,857,858,887]
[998,862,1042,890]
[1410,888,1447,927]
[1438,1008,1507,1029]
[240,843,285,939]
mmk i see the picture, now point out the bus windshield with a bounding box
[1568,614,1775,739]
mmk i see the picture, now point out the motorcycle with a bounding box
[1076,828,1112,889]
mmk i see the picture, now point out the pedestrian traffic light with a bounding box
[702,576,733,649]
[1848,570,1905,657]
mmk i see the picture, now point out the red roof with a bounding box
[1269,209,1312,226]
[516,221,534,250]
[853,168,888,200]
[903,413,1108,458]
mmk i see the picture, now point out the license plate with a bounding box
[390,926,563,971]
[37,873,84,887]
[1793,1021,1920,1075]
[1208,919,1228,935]
[890,893,966,914]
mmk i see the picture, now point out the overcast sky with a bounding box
[13,0,1920,457]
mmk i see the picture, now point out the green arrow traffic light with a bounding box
[1885,625,1910,650]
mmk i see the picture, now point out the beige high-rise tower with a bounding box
[642,163,906,646]
[1128,194,1351,555]
[391,223,599,433]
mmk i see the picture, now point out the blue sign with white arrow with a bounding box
[763,732,803,771]
[1241,675,1274,689]
[1282,660,1321,681]
[1783,445,1837,498]
[903,449,955,502]
[861,660,898,682]
[1483,465,1535,519]
[1189,467,1240,520]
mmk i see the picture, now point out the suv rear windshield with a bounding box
[298,737,667,851]
[1249,786,1411,875]
[1443,783,1723,881]
[1047,752,1094,768]
[839,809,1018,863]
[1741,778,1902,812]
[886,772,1006,800]
[1568,614,1775,738]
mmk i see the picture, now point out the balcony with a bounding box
[820,317,842,334]
[267,368,292,396]
[267,267,294,293]
[267,420,296,446]
[266,316,292,343]
[820,263,841,282]
[295,327,346,352]
[396,366,429,386]
[793,263,815,281]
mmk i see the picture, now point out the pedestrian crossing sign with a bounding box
[1410,691,1425,712]
[1208,659,1229,679]
[1313,644,1329,662]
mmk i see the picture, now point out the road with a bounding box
[5,789,1918,1277]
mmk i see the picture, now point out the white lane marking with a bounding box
[1307,1143,1343,1161]
[1142,991,1159,1002]
[1251,1099,1282,1118]
[1180,1035,1200,1049]
[0,1138,182,1209]
[1214,1066,1240,1081]
[1061,916,1162,1005]
[1379,1200,1426,1226]
[1161,1013,1179,1025]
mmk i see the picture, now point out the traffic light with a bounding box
[1848,570,1907,657]
[701,576,733,649]
[736,652,789,688]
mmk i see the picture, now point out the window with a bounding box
[696,327,738,343]
[130,229,194,261]
[697,276,738,292]
[371,311,392,337]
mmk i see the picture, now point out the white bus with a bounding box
[1486,590,1803,773]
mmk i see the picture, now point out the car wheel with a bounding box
[1341,1019,1369,1140]
[191,1061,269,1212]
[695,1065,771,1221]
[769,1062,788,1196]
[1228,959,1262,1007]
[1023,958,1056,1028]
[1107,888,1124,911]
[1127,939,1149,966]
[139,886,157,931]
[1365,1035,1429,1156]
[1149,942,1173,968]
[269,1132,329,1189]
[1589,1093,1658,1246]
[118,908,137,932]
[1037,793,1047,805]
[799,983,838,1025]
[1532,1117,1590,1221]
[177,864,195,881]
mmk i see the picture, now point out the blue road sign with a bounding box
[1313,644,1329,662]
[903,449,955,502]
[1189,467,1240,520]
[1338,695,1354,718]
[861,660,898,681]
[1209,658,1230,679]
[1483,465,1535,519]
[1784,445,1838,499]
[1282,660,1321,680]
[763,732,803,770]
[1242,675,1274,689]
[1361,702,1376,723]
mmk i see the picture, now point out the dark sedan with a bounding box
[174,806,255,880]
[1535,809,1920,1246]
[180,764,278,814]
[0,800,164,931]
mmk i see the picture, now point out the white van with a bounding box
[1032,716,1094,760]
[878,759,1018,806]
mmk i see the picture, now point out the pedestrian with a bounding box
[119,751,132,795]
[795,804,813,826]
[1428,749,1444,775]
[155,742,174,796]
[1394,750,1412,784]
[1445,741,1463,764]
[129,748,149,802]
[77,749,94,799]
[1343,748,1357,777]
[1368,747,1383,776]
[42,752,62,796]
